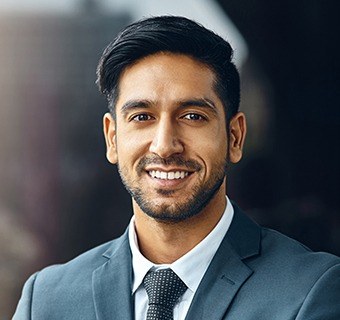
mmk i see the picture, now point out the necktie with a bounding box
[143,268,187,320]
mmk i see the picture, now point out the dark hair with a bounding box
[96,15,240,121]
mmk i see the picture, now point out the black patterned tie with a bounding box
[143,269,187,320]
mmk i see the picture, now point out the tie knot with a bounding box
[143,269,187,308]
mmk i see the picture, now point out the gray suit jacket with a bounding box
[13,205,340,319]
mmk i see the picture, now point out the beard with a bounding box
[118,154,228,223]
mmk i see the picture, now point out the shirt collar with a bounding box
[129,197,234,294]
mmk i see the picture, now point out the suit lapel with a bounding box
[91,205,261,320]
[185,205,261,320]
[92,230,134,320]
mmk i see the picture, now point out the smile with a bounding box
[148,170,189,180]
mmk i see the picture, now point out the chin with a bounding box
[137,195,211,223]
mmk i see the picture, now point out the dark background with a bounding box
[0,1,339,318]
[221,0,340,253]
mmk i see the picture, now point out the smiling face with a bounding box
[103,53,246,223]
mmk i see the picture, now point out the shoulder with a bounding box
[260,226,339,267]
[36,232,129,285]
[260,228,340,317]
[230,204,339,272]
[225,208,340,318]
[31,231,130,296]
[253,226,340,295]
[230,204,340,295]
[13,232,130,319]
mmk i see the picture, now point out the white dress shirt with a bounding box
[128,197,234,320]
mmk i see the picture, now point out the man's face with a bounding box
[104,53,245,222]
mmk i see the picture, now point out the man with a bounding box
[14,16,340,320]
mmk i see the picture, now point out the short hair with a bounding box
[96,15,240,122]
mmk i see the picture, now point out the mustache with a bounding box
[136,154,202,173]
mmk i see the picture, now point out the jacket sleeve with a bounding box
[12,272,38,320]
[295,263,340,320]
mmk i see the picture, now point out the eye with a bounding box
[182,113,206,121]
[131,114,153,122]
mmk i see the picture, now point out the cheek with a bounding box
[116,130,149,163]
[190,141,227,177]
[197,133,228,170]
[203,143,228,164]
[187,126,227,154]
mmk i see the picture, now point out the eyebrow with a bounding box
[120,100,152,115]
[120,98,218,115]
[177,98,218,114]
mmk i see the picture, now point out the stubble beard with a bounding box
[118,154,228,223]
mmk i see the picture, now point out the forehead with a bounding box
[116,53,220,108]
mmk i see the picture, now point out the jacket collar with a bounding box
[185,204,261,320]
[92,228,134,320]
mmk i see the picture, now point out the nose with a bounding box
[149,118,184,158]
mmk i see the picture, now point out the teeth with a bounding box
[160,172,167,179]
[149,170,189,180]
[168,172,175,180]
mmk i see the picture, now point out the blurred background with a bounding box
[0,0,339,318]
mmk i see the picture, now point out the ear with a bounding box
[103,113,118,164]
[228,112,247,164]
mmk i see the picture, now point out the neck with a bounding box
[133,187,227,264]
